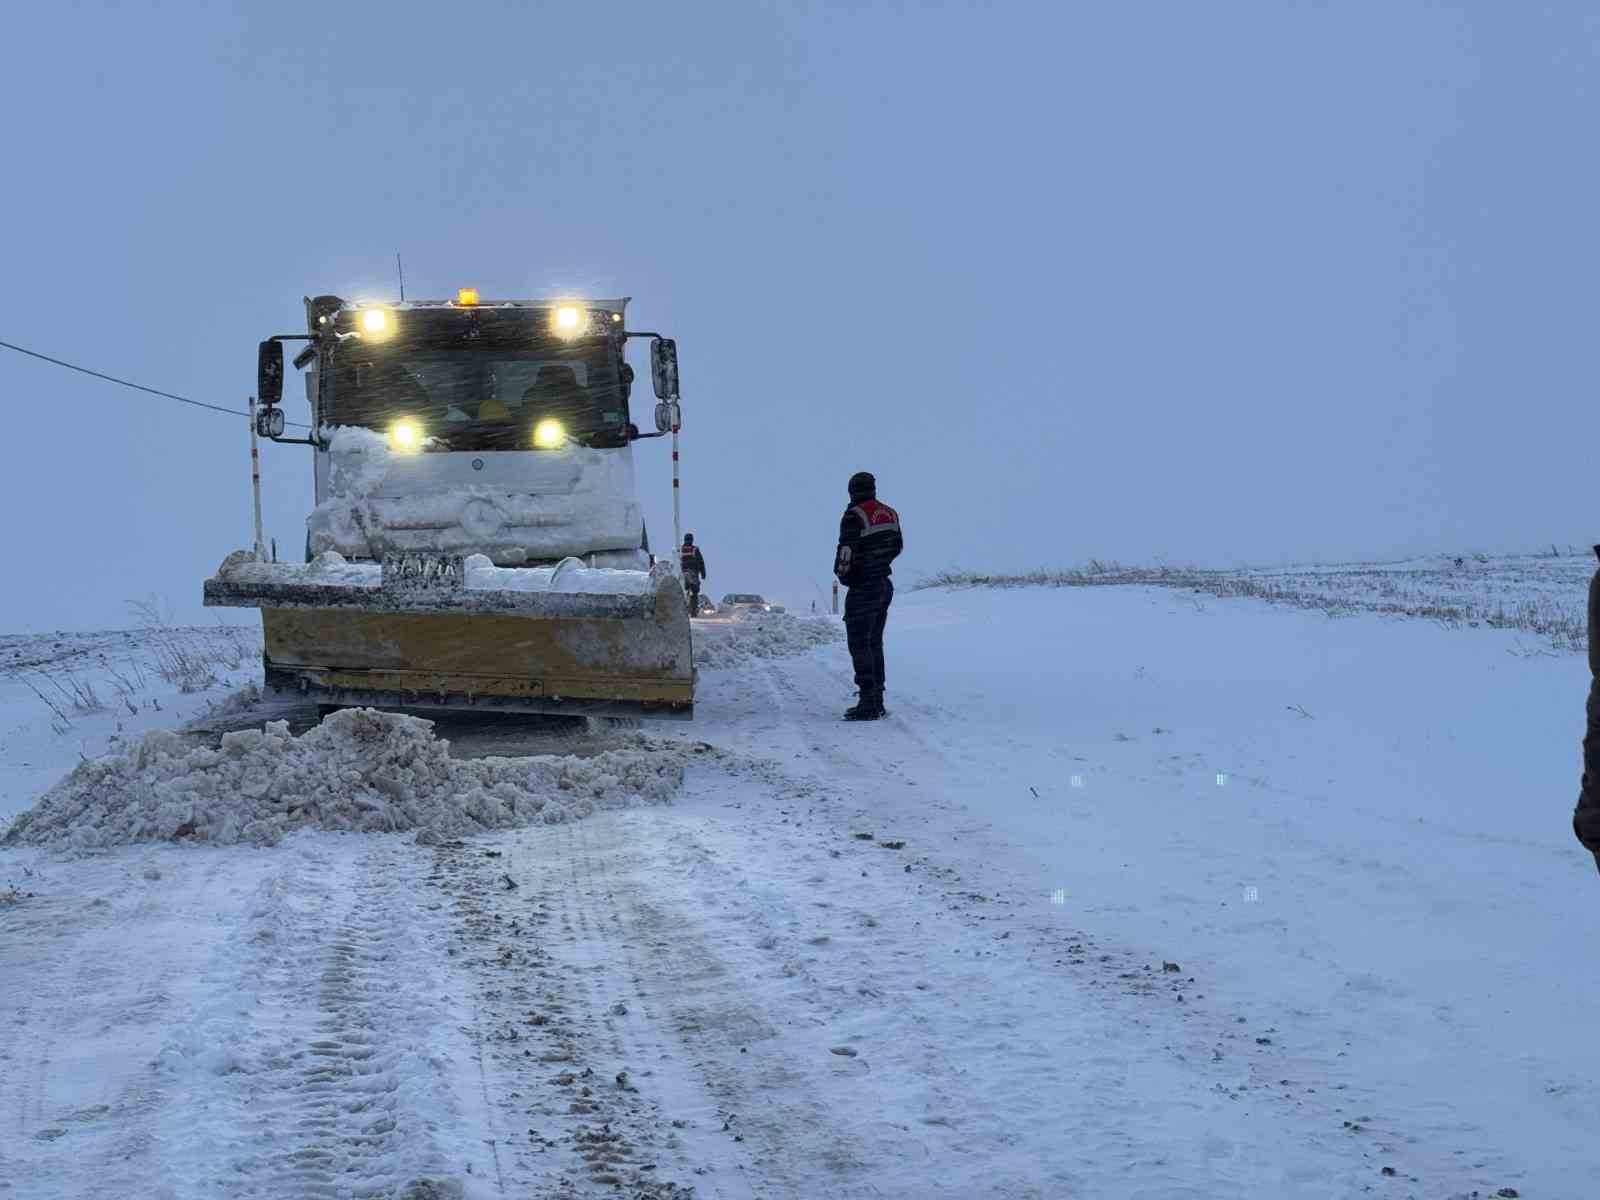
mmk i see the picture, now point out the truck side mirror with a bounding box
[256,406,286,438]
[650,337,679,400]
[654,401,680,434]
[258,340,284,406]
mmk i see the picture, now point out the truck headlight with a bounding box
[388,418,423,452]
[533,418,566,449]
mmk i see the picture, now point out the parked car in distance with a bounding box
[720,593,781,615]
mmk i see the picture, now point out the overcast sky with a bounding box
[2,1,1595,632]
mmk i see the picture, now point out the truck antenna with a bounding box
[396,253,405,302]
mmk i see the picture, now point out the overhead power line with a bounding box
[0,338,310,428]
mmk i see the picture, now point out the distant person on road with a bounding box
[1575,546,1600,874]
[833,471,902,721]
[680,534,707,616]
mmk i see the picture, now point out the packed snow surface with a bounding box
[691,610,843,668]
[3,708,682,848]
[9,552,1599,1197]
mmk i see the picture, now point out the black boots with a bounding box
[844,689,886,721]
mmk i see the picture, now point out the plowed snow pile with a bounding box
[3,708,682,848]
[693,612,842,668]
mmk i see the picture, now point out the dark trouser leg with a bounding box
[844,582,889,695]
[687,582,699,613]
[871,580,892,693]
[1579,676,1600,852]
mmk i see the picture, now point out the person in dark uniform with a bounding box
[834,471,902,720]
[1575,545,1600,875]
[680,533,708,615]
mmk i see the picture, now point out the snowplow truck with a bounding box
[204,292,693,719]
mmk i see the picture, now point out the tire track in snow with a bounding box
[619,787,1016,1193]
[548,809,882,1196]
[0,853,251,1199]
[427,806,881,1195]
[163,843,465,1199]
[423,829,699,1198]
[11,1008,49,1137]
[761,661,947,806]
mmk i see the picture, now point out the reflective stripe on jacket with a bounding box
[835,498,902,587]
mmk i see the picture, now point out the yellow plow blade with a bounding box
[204,553,694,719]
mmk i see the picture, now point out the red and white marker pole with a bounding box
[671,417,681,560]
[248,395,266,563]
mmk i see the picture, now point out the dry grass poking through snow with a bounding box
[1,621,260,734]
[126,598,257,692]
[917,550,1593,652]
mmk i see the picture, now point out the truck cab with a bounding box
[296,293,656,568]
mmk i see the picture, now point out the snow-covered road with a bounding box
[3,585,1597,1198]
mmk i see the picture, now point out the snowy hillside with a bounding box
[922,548,1594,650]
[2,572,1596,1198]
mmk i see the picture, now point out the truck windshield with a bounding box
[322,320,628,451]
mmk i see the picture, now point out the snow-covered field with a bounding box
[0,624,263,827]
[925,549,1595,650]
[2,572,1597,1198]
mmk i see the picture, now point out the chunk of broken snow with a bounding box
[692,612,844,668]
[461,555,654,595]
[3,709,685,849]
[218,553,655,596]
[222,554,380,589]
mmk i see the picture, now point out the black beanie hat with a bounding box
[848,471,876,500]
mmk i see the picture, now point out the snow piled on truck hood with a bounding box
[2,708,683,848]
[309,426,644,564]
[323,425,394,495]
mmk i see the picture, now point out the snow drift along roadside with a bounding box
[692,611,842,668]
[3,708,683,848]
